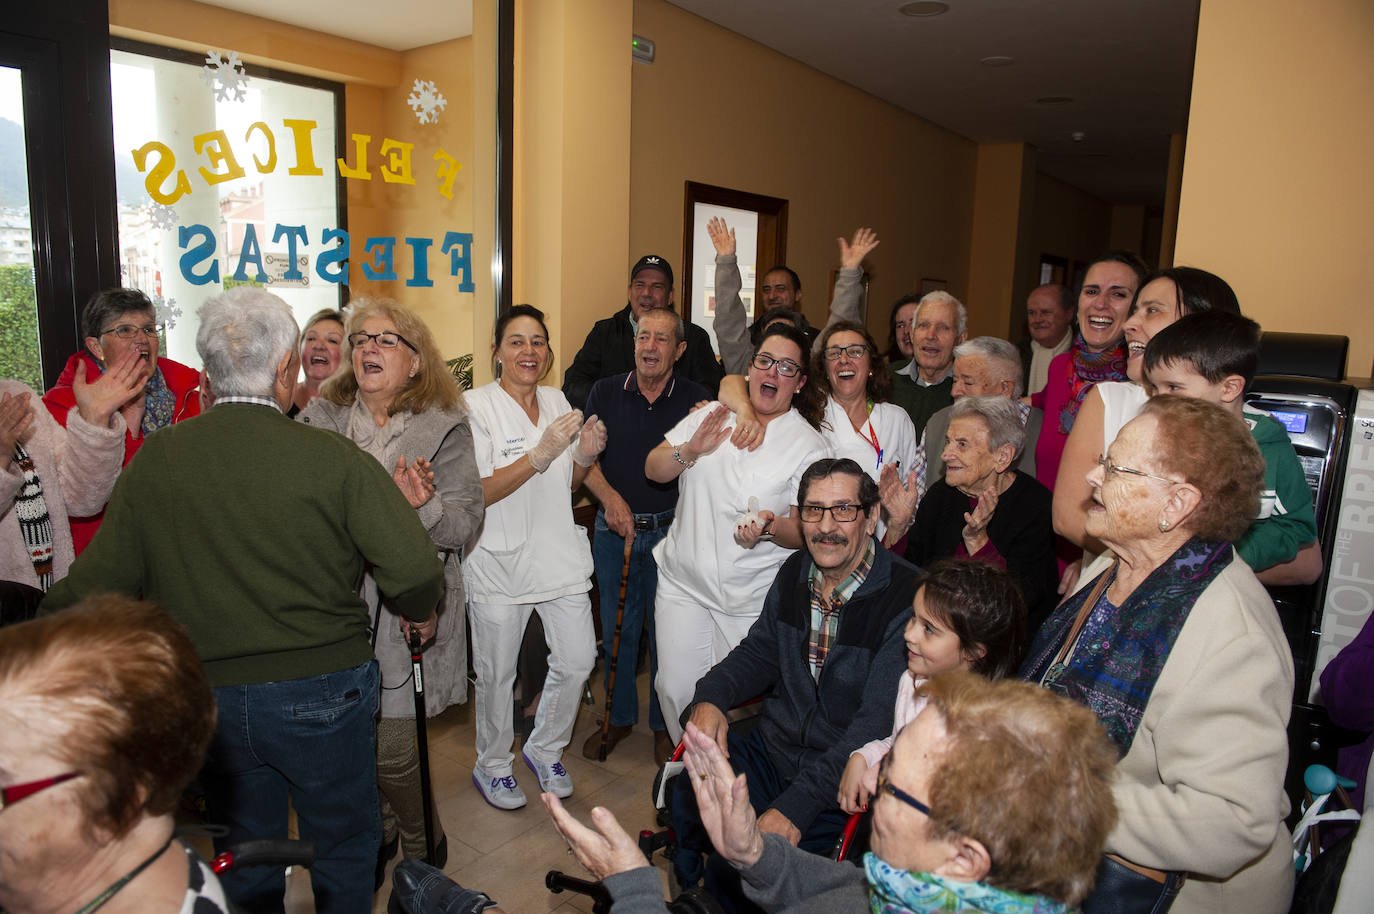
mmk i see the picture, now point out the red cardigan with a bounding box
[42,351,201,553]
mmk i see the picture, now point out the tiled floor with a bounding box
[278,666,673,913]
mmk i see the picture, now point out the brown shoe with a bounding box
[582,724,633,760]
[653,729,675,767]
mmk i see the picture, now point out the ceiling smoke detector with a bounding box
[898,1,950,17]
[980,56,1014,67]
[1072,131,1087,142]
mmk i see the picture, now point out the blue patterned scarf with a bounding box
[1019,537,1232,753]
[140,366,175,436]
[864,854,1068,913]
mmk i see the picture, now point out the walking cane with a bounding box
[408,628,437,862]
[595,533,635,761]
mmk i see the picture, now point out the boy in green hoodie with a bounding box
[1143,309,1321,585]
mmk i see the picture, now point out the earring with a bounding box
[1158,519,1171,532]
[494,360,503,381]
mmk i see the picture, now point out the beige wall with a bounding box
[513,0,633,383]
[1176,0,1374,379]
[1031,171,1112,277]
[965,143,1035,341]
[629,0,976,346]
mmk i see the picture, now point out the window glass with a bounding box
[0,65,42,390]
[111,48,341,369]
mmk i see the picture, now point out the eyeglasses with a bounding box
[751,354,802,377]
[875,771,931,817]
[100,324,162,339]
[1096,455,1179,485]
[798,503,863,523]
[1,771,81,811]
[348,331,418,353]
[823,344,870,361]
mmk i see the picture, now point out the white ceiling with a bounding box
[200,0,1195,204]
[196,0,472,53]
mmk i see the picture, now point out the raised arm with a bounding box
[709,217,754,375]
[822,228,880,336]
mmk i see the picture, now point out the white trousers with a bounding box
[653,573,760,742]
[468,592,596,775]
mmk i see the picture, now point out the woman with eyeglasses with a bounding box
[0,595,228,914]
[646,323,829,738]
[895,395,1058,635]
[460,304,606,812]
[299,298,484,873]
[811,321,916,535]
[41,288,202,553]
[1021,396,1294,914]
[547,672,1119,914]
[2,349,142,594]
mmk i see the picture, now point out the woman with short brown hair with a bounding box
[0,595,225,913]
[1022,395,1293,913]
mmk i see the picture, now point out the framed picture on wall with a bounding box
[919,278,947,296]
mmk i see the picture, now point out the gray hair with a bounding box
[949,394,1026,461]
[196,288,299,398]
[917,290,968,337]
[954,336,1025,398]
[639,307,686,347]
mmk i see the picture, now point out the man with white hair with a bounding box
[46,287,445,913]
[887,291,966,440]
[881,337,1043,547]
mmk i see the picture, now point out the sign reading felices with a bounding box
[130,118,474,291]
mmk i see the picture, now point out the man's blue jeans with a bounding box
[592,508,668,731]
[205,660,381,914]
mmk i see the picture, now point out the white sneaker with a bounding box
[472,769,527,810]
[523,750,574,798]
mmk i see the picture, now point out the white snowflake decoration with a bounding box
[201,50,249,103]
[147,203,179,232]
[155,297,182,331]
[406,79,447,125]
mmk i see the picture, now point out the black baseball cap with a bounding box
[630,254,674,288]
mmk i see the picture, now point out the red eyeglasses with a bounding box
[1,771,82,811]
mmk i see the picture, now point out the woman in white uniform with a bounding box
[813,321,917,526]
[462,305,607,811]
[646,324,830,738]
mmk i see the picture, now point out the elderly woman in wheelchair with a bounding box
[545,672,1118,914]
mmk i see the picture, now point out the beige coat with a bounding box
[300,397,484,719]
[1075,551,1295,914]
[1,381,125,589]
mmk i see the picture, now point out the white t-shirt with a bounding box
[1097,381,1150,451]
[653,405,830,616]
[462,382,593,603]
[820,397,917,483]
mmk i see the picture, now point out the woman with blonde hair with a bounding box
[300,297,484,872]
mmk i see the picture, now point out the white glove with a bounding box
[733,496,769,546]
[528,410,583,472]
[572,414,608,467]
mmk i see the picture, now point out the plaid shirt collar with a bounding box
[807,538,877,679]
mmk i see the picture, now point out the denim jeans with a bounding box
[592,508,668,731]
[205,660,381,914]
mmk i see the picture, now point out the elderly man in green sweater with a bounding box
[46,287,445,914]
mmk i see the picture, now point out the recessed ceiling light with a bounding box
[899,1,950,17]
[1035,95,1074,105]
[980,56,1014,67]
